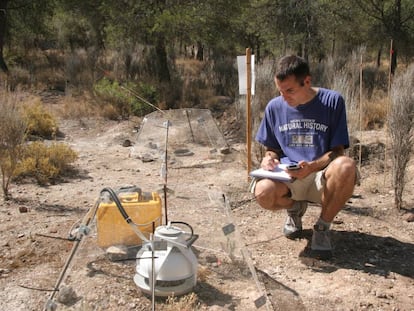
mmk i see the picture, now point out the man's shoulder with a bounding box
[268,95,284,104]
[318,87,342,97]
[317,88,344,107]
[265,95,284,110]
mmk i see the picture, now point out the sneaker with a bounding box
[283,201,308,239]
[310,224,333,260]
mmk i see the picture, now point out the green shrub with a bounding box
[93,78,158,118]
[93,78,128,118]
[23,101,58,139]
[15,142,78,185]
[130,82,159,116]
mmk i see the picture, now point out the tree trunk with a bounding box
[0,0,9,73]
[376,47,381,67]
[196,41,204,61]
[155,36,170,82]
[391,47,397,75]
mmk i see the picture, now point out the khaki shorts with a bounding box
[249,171,325,204]
[249,167,360,204]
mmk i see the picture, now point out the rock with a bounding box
[174,148,194,157]
[0,268,11,275]
[57,285,78,305]
[122,139,132,147]
[205,254,218,263]
[140,153,155,162]
[402,212,414,222]
[106,245,129,261]
[19,206,28,213]
[147,141,158,149]
[219,147,231,154]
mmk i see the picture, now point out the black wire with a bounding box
[230,197,257,210]
[170,221,194,238]
[100,187,131,222]
[19,284,58,292]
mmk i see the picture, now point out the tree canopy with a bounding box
[1,0,413,80]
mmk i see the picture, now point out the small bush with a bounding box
[0,94,27,199]
[15,142,78,185]
[23,101,59,139]
[93,78,126,117]
[93,78,158,118]
[130,82,159,116]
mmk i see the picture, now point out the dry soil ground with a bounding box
[0,102,413,311]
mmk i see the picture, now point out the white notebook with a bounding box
[249,164,292,182]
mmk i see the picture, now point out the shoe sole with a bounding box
[283,228,303,239]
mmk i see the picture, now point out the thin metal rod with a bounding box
[246,48,252,180]
[151,234,156,311]
[162,121,170,225]
[186,110,195,142]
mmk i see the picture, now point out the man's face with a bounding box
[274,75,311,107]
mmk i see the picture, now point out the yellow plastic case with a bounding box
[97,189,162,248]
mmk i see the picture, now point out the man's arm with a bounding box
[308,145,345,172]
[291,145,345,178]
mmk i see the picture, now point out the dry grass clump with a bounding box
[164,292,199,311]
[176,58,206,77]
[197,265,212,282]
[0,93,27,199]
[388,64,414,210]
[57,95,100,119]
[362,93,389,130]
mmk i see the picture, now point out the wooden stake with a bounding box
[359,54,363,171]
[246,48,252,180]
[384,39,393,186]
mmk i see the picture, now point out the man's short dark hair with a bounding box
[275,55,310,83]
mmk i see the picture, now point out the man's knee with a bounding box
[327,156,356,181]
[254,179,291,210]
[254,179,274,207]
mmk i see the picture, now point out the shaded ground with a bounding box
[0,105,413,311]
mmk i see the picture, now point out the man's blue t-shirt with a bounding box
[255,88,350,164]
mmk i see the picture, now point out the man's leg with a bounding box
[284,201,308,239]
[311,156,356,259]
[254,179,308,238]
[321,156,356,222]
[254,178,293,211]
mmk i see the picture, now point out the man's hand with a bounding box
[261,154,279,171]
[285,161,312,179]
